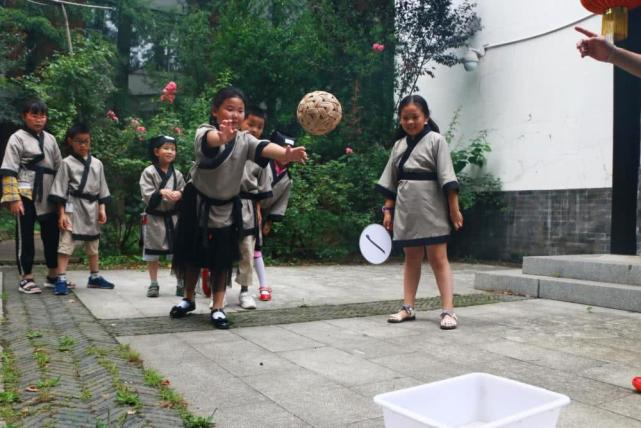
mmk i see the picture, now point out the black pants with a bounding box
[15,196,59,276]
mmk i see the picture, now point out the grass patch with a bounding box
[86,344,109,358]
[183,413,216,428]
[36,376,61,389]
[115,385,142,408]
[117,344,142,366]
[58,336,76,352]
[1,349,21,424]
[25,330,42,339]
[80,388,92,401]
[143,368,164,388]
[33,349,49,369]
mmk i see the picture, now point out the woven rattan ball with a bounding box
[296,91,342,135]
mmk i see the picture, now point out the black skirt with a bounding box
[172,183,240,284]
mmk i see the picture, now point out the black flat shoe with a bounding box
[210,309,230,329]
[170,298,196,318]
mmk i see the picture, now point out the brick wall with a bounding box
[449,188,612,262]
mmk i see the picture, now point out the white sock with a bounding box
[90,271,100,279]
[58,273,67,282]
[178,299,192,309]
[254,252,267,286]
[212,309,226,319]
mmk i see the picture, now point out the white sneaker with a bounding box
[239,291,257,309]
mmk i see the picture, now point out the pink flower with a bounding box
[164,81,177,93]
[372,43,385,53]
[130,118,141,127]
[136,126,146,133]
[174,127,182,135]
[160,93,175,104]
[106,110,119,122]
[345,147,353,155]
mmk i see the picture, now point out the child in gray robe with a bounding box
[48,123,113,295]
[376,95,463,330]
[256,130,295,302]
[236,107,272,309]
[0,100,61,294]
[140,135,185,298]
[170,87,307,329]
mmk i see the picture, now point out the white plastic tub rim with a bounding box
[373,372,571,428]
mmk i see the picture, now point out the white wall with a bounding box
[417,1,613,191]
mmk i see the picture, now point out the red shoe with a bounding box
[259,286,272,301]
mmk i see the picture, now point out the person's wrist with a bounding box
[607,44,619,63]
[382,206,393,214]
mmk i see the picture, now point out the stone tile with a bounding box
[481,340,607,373]
[346,417,385,427]
[234,325,324,352]
[280,347,401,386]
[212,401,309,428]
[370,352,472,383]
[242,367,336,396]
[188,338,301,377]
[580,363,641,389]
[351,376,421,401]
[558,400,641,428]
[600,393,641,421]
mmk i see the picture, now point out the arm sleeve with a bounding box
[48,162,70,205]
[255,165,273,200]
[139,168,159,206]
[435,135,459,194]
[375,148,399,200]
[245,133,270,168]
[268,180,292,221]
[0,136,22,177]
[175,170,186,191]
[98,162,111,204]
[1,176,21,203]
[52,140,62,171]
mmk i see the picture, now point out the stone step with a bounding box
[475,269,641,312]
[522,254,641,286]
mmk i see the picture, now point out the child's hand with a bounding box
[286,146,308,164]
[98,206,107,225]
[262,220,272,236]
[450,209,463,231]
[383,212,393,231]
[256,209,262,228]
[59,213,72,231]
[172,190,182,201]
[218,119,237,144]
[9,200,24,216]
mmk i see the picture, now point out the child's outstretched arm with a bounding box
[261,143,307,164]
[205,119,237,148]
[382,199,394,231]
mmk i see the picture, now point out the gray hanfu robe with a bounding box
[140,164,185,255]
[0,129,62,217]
[191,124,269,230]
[48,154,111,240]
[239,160,272,237]
[376,128,459,247]
[261,161,292,222]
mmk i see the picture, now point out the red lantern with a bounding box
[580,0,641,40]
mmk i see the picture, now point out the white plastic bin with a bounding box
[374,372,570,428]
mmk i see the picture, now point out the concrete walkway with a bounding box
[2,262,641,427]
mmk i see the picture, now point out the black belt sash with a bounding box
[398,171,437,181]
[69,190,99,202]
[145,207,179,251]
[25,164,55,203]
[194,187,242,248]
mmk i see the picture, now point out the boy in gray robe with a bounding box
[48,123,113,295]
[236,107,272,309]
[140,135,185,297]
[255,130,295,301]
[0,100,61,294]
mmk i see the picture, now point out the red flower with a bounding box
[174,127,182,135]
[160,81,177,104]
[130,118,141,127]
[372,43,385,53]
[136,126,146,133]
[345,147,353,155]
[164,81,177,93]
